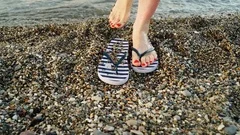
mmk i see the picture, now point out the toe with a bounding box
[153,51,158,61]
[132,51,141,66]
[145,55,151,66]
[115,14,128,28]
[140,57,147,67]
[149,54,155,64]
[112,14,120,26]
[108,10,115,23]
[132,59,140,66]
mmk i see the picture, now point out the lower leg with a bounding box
[132,0,160,67]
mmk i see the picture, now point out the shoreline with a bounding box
[1,12,240,27]
[0,15,240,134]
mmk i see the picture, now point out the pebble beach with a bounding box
[0,14,240,134]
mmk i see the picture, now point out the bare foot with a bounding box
[132,22,158,67]
[109,0,133,28]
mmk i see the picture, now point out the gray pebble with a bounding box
[122,132,130,135]
[93,130,109,135]
[130,130,144,135]
[103,125,114,131]
[20,131,35,135]
[224,125,238,135]
[173,115,181,121]
[12,114,18,120]
[126,119,138,126]
[181,90,192,97]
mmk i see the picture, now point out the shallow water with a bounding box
[0,0,240,26]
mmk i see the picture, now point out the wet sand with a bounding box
[0,15,240,134]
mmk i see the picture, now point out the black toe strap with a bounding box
[132,47,155,60]
[103,51,127,74]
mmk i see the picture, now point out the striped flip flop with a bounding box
[131,47,158,73]
[97,38,129,85]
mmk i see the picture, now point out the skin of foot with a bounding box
[132,22,158,67]
[108,0,133,28]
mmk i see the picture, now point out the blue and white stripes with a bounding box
[98,38,129,85]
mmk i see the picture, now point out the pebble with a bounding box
[138,126,145,132]
[103,125,115,131]
[126,119,138,126]
[122,132,130,135]
[20,131,35,135]
[130,130,144,135]
[224,125,238,135]
[93,130,109,135]
[217,123,225,131]
[91,96,102,102]
[145,102,153,108]
[12,114,18,120]
[181,90,192,97]
[173,115,181,121]
[68,97,76,102]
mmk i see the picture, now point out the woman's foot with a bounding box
[132,22,158,67]
[109,0,133,28]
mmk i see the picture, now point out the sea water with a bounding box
[0,0,239,26]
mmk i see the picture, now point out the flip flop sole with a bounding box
[97,38,129,85]
[132,60,158,73]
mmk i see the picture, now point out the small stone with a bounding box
[12,114,18,120]
[204,115,210,122]
[47,125,51,131]
[68,97,76,102]
[122,132,130,135]
[104,125,114,131]
[93,130,108,135]
[126,119,138,126]
[0,100,2,105]
[218,123,225,131]
[20,131,35,135]
[181,90,192,97]
[224,125,238,135]
[173,115,181,121]
[130,130,144,135]
[138,126,145,132]
[145,102,152,108]
[91,96,102,102]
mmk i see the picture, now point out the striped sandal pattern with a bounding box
[131,47,158,73]
[97,38,129,85]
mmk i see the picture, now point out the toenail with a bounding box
[150,61,152,63]
[116,23,121,27]
[141,63,145,66]
[146,62,149,65]
[110,25,115,28]
[134,60,139,63]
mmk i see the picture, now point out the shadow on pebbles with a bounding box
[0,15,240,135]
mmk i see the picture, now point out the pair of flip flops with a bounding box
[97,38,158,85]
